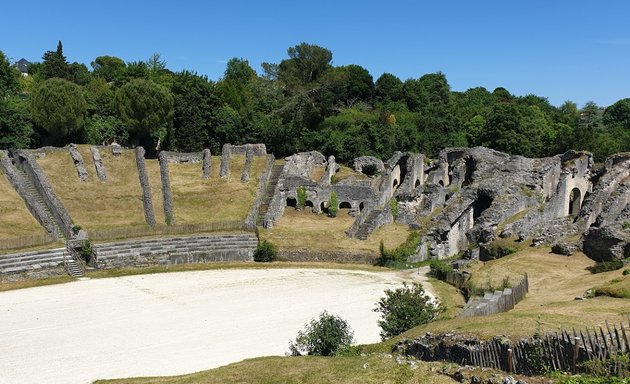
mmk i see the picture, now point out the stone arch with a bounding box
[305,200,314,208]
[438,180,444,187]
[392,179,399,189]
[339,201,352,209]
[391,164,401,191]
[359,202,365,211]
[569,187,581,215]
[320,202,329,214]
[414,179,421,188]
[286,197,297,208]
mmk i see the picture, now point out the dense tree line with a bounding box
[1,41,628,161]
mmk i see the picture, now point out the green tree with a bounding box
[0,51,20,98]
[374,282,442,340]
[115,78,173,151]
[288,311,354,356]
[30,78,87,144]
[0,97,33,149]
[279,43,333,87]
[41,41,69,80]
[328,191,339,218]
[171,70,219,151]
[91,56,126,83]
[253,240,278,262]
[375,73,404,104]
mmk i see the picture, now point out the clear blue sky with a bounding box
[2,0,629,107]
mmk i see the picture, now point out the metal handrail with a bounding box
[64,241,86,276]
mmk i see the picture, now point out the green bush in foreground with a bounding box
[253,240,277,262]
[374,282,442,340]
[588,259,624,274]
[288,311,354,356]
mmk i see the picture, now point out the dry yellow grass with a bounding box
[333,165,371,183]
[94,355,456,384]
[310,164,326,182]
[37,146,147,231]
[168,155,267,224]
[260,208,410,254]
[0,166,46,239]
[401,248,630,340]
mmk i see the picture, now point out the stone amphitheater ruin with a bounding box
[0,144,629,278]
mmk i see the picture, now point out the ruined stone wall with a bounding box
[158,151,174,225]
[90,146,107,181]
[16,150,74,238]
[68,144,88,181]
[243,154,275,230]
[135,146,156,226]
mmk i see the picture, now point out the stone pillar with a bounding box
[241,145,254,182]
[68,144,89,181]
[158,151,174,225]
[135,146,156,227]
[220,143,231,179]
[90,146,107,181]
[202,148,211,180]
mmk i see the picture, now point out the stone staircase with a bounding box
[64,255,85,278]
[0,248,66,274]
[94,233,258,268]
[257,164,284,226]
[354,209,384,240]
[14,166,65,240]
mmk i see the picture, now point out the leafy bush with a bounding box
[623,269,630,276]
[288,311,354,356]
[71,224,82,235]
[374,282,442,340]
[389,198,399,219]
[253,240,277,262]
[80,240,93,262]
[375,232,420,268]
[429,259,453,280]
[296,186,307,210]
[328,191,339,218]
[623,221,630,230]
[588,259,624,274]
[483,244,516,260]
[578,352,630,378]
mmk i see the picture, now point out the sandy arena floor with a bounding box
[0,268,433,384]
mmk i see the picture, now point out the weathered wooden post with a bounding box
[572,337,580,374]
[507,348,513,373]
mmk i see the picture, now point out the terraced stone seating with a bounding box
[0,248,66,274]
[94,233,258,268]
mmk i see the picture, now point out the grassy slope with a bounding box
[0,162,46,239]
[395,248,630,341]
[260,208,410,255]
[95,355,456,384]
[169,155,267,224]
[37,147,147,231]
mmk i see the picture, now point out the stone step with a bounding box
[96,246,255,260]
[0,255,65,269]
[0,251,66,266]
[95,239,257,252]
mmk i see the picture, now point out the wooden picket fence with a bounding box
[0,233,56,251]
[88,220,249,242]
[463,318,630,376]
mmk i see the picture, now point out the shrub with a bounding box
[623,221,630,230]
[375,232,420,268]
[429,259,453,280]
[288,311,354,356]
[253,240,277,262]
[79,240,93,262]
[389,198,399,219]
[296,186,307,210]
[71,225,82,235]
[588,259,624,274]
[328,191,339,218]
[374,282,442,340]
[623,269,630,276]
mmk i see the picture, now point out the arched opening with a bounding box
[359,202,365,211]
[339,201,352,209]
[438,180,444,187]
[569,187,581,215]
[305,200,314,208]
[472,192,493,220]
[286,197,297,208]
[414,179,421,188]
[320,202,329,215]
[392,178,399,189]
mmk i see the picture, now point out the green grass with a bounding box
[94,355,457,384]
[595,274,630,298]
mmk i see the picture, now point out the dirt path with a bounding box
[0,268,434,384]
